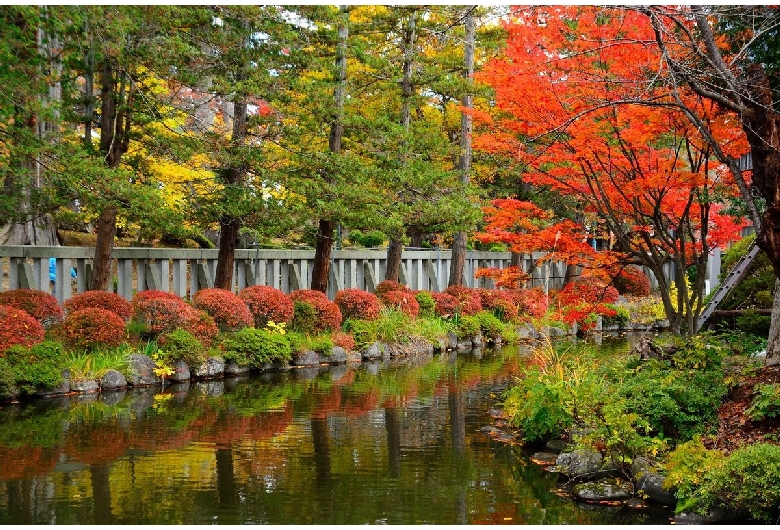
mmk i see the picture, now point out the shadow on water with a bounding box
[0,339,672,524]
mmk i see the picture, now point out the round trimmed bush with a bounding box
[374,280,411,297]
[477,289,519,322]
[0,304,45,354]
[508,288,548,319]
[415,290,436,317]
[290,290,342,333]
[131,290,193,335]
[379,289,420,317]
[331,331,355,352]
[157,329,208,368]
[55,308,126,350]
[239,285,294,327]
[613,266,651,297]
[192,288,253,332]
[431,292,459,318]
[179,309,219,348]
[64,290,133,321]
[557,277,619,306]
[445,286,483,316]
[335,289,381,322]
[0,289,63,329]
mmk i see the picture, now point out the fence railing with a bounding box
[0,246,576,304]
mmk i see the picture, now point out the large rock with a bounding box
[224,361,251,376]
[362,342,389,360]
[126,354,162,387]
[193,356,225,379]
[673,507,728,525]
[573,479,633,502]
[169,359,190,382]
[292,350,323,366]
[516,323,537,340]
[555,449,617,480]
[328,346,348,364]
[71,379,99,393]
[100,369,127,390]
[635,470,676,506]
[445,331,458,350]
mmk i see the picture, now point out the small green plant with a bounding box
[3,341,65,395]
[415,291,437,318]
[662,435,725,514]
[745,383,780,422]
[151,352,175,379]
[292,300,317,333]
[65,349,129,382]
[407,316,455,346]
[157,329,208,367]
[602,304,630,328]
[287,331,333,355]
[344,319,378,350]
[475,311,504,341]
[374,308,411,344]
[0,358,17,399]
[455,314,480,340]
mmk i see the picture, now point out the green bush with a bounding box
[662,436,725,514]
[3,341,65,395]
[504,369,573,443]
[292,300,317,334]
[602,304,630,328]
[221,327,291,368]
[415,291,436,318]
[344,319,378,350]
[698,443,780,523]
[734,310,771,337]
[374,308,411,344]
[288,331,333,355]
[745,383,780,422]
[0,358,17,399]
[455,314,481,340]
[475,311,504,341]
[158,329,208,368]
[350,229,385,248]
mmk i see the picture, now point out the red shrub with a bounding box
[0,304,45,354]
[508,288,549,319]
[556,277,619,307]
[379,290,420,317]
[477,289,519,322]
[332,331,355,352]
[613,266,651,297]
[55,308,126,350]
[64,290,133,321]
[558,303,617,332]
[179,309,220,348]
[290,289,342,332]
[374,280,411,297]
[431,292,459,318]
[444,286,483,316]
[335,289,381,321]
[0,289,63,329]
[132,290,193,335]
[239,285,294,327]
[192,288,253,332]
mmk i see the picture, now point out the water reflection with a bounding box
[0,342,671,524]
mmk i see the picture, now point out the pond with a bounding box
[0,341,672,525]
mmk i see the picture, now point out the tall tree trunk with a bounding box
[311,6,348,294]
[214,100,248,290]
[448,8,474,287]
[385,237,403,282]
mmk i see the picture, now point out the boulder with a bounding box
[545,438,571,454]
[126,354,162,386]
[516,323,537,340]
[100,369,127,390]
[193,356,225,379]
[531,452,560,466]
[555,449,618,480]
[472,333,484,348]
[635,470,676,507]
[71,379,99,393]
[34,369,70,397]
[169,359,190,382]
[573,479,633,502]
[673,507,728,525]
[292,350,322,366]
[362,342,388,360]
[445,331,458,350]
[224,361,251,376]
[328,346,348,364]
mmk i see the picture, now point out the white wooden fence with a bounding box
[0,246,576,304]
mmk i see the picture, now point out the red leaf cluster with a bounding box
[0,289,63,329]
[477,289,519,322]
[378,290,420,317]
[64,290,133,322]
[290,289,342,332]
[0,304,45,354]
[612,267,652,297]
[556,277,619,307]
[507,288,549,319]
[335,288,381,321]
[430,292,459,319]
[374,280,411,297]
[55,308,126,350]
[444,286,483,316]
[179,310,219,348]
[192,288,253,332]
[331,331,355,352]
[239,285,294,327]
[131,290,193,335]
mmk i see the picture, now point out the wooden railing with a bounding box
[0,246,574,303]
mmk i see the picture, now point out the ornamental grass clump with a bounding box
[55,308,126,350]
[192,288,253,332]
[0,304,46,354]
[378,289,419,317]
[335,288,381,321]
[239,285,294,327]
[0,288,63,329]
[64,290,133,321]
[290,290,342,333]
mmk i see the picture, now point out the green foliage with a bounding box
[455,314,480,340]
[662,436,725,514]
[715,326,767,357]
[349,229,385,247]
[665,334,725,370]
[3,341,65,395]
[157,329,208,367]
[406,316,455,346]
[602,304,630,328]
[504,369,573,443]
[697,443,780,523]
[720,235,775,312]
[735,310,771,337]
[745,383,780,422]
[475,310,504,340]
[0,357,17,399]
[292,300,318,334]
[344,319,378,350]
[65,349,129,382]
[221,327,292,368]
[374,308,411,344]
[415,291,437,318]
[287,331,333,355]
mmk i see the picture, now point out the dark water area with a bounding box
[0,342,672,524]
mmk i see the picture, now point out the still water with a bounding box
[0,343,672,524]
